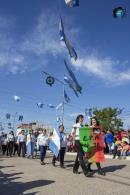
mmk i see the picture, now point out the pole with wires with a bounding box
[13,112,17,131]
[43,71,66,125]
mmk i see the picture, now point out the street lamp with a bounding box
[43,71,65,125]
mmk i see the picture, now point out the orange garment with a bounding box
[89,126,105,163]
[122,144,130,151]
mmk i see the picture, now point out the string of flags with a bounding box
[85,108,93,118]
[6,113,24,121]
[13,95,21,102]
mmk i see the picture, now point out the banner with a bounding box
[79,126,105,163]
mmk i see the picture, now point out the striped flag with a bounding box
[49,121,61,157]
[59,18,78,61]
[64,89,71,103]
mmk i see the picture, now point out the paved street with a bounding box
[0,153,130,195]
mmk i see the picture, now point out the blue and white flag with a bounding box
[37,102,44,108]
[65,0,79,7]
[59,17,65,42]
[6,113,11,120]
[85,108,93,117]
[49,121,61,157]
[64,60,82,97]
[13,95,21,102]
[56,103,63,111]
[47,104,55,108]
[64,89,71,103]
[59,18,78,61]
[56,116,61,123]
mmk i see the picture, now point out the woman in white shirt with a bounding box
[37,129,48,165]
[71,114,92,177]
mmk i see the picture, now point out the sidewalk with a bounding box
[66,152,130,160]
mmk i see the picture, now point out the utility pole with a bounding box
[43,71,65,125]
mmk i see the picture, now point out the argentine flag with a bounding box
[49,122,61,157]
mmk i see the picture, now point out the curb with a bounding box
[66,152,130,160]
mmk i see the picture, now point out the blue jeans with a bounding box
[39,146,47,162]
[27,142,35,157]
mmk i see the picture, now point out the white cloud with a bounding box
[0,12,130,87]
[71,56,130,85]
[20,12,63,56]
[120,71,130,81]
[0,12,78,74]
[122,116,130,129]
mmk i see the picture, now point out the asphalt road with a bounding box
[0,153,130,195]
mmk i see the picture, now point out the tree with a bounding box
[93,107,123,132]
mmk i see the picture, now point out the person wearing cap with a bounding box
[17,130,26,157]
[71,114,92,177]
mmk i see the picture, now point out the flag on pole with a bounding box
[18,115,23,121]
[56,103,63,111]
[64,60,82,97]
[47,104,55,108]
[64,89,71,103]
[37,103,44,108]
[49,120,61,157]
[59,18,78,61]
[6,113,11,119]
[13,95,21,102]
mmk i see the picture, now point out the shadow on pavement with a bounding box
[103,165,126,173]
[0,165,16,169]
[96,175,130,187]
[0,171,55,195]
[64,160,74,163]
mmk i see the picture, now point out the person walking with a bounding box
[7,131,15,157]
[37,129,48,165]
[52,125,67,168]
[1,133,8,155]
[87,117,105,176]
[13,135,19,156]
[71,114,92,177]
[17,130,26,157]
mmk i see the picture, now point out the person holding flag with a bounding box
[52,125,67,168]
[37,129,49,165]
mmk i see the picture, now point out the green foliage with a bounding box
[93,107,123,132]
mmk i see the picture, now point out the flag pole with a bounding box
[13,112,17,131]
[43,71,66,125]
[62,84,65,125]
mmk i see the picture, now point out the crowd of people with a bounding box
[67,129,130,159]
[0,125,68,168]
[0,115,130,178]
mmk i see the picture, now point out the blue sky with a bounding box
[0,0,130,131]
